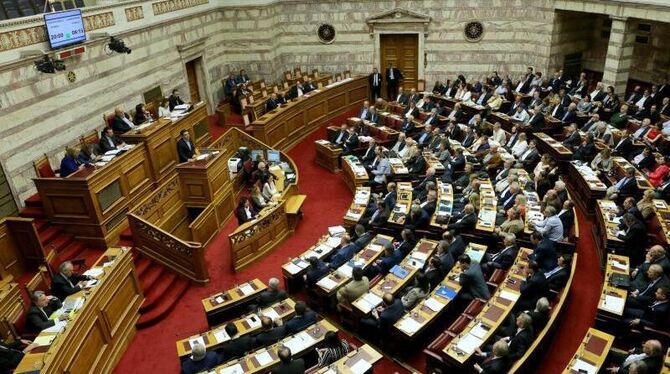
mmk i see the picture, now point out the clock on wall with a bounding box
[464,21,484,42]
[317,24,336,44]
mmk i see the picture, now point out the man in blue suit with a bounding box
[284,301,317,334]
[181,343,221,374]
[528,231,557,273]
[360,293,405,336]
[365,243,402,278]
[327,234,357,269]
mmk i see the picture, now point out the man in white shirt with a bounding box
[533,206,564,242]
[491,122,507,145]
[511,106,529,123]
[635,89,651,110]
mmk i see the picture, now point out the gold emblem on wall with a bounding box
[67,71,76,83]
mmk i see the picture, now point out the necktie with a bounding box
[40,307,48,319]
[390,69,394,80]
[63,273,74,288]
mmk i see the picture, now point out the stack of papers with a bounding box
[355,292,383,313]
[262,307,281,321]
[246,315,262,328]
[470,323,490,339]
[398,317,422,334]
[83,267,104,278]
[499,289,520,302]
[424,297,444,312]
[255,350,274,366]
[188,336,205,349]
[455,333,483,354]
[317,277,338,290]
[43,320,67,333]
[213,329,230,343]
[238,283,255,296]
[570,358,597,374]
[34,335,56,346]
[338,264,354,278]
[326,236,341,247]
[350,359,372,374]
[328,226,346,236]
[219,364,244,374]
[602,295,625,313]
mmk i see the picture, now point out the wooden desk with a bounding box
[562,328,614,374]
[388,182,412,225]
[315,235,393,297]
[566,161,607,217]
[202,278,267,326]
[352,239,438,315]
[597,254,629,326]
[120,103,211,185]
[315,140,343,173]
[15,247,142,374]
[0,280,24,340]
[281,233,341,293]
[214,319,337,373]
[533,132,573,161]
[423,152,445,172]
[652,199,670,246]
[476,179,497,232]
[430,182,453,230]
[394,243,487,339]
[313,344,383,374]
[175,150,231,207]
[176,298,296,358]
[251,77,368,150]
[610,157,653,190]
[388,158,410,178]
[341,156,368,194]
[35,144,153,247]
[444,247,532,366]
[593,200,625,268]
[344,187,371,226]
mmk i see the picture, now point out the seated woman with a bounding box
[60,147,84,177]
[644,123,663,148]
[250,185,269,211]
[261,174,280,201]
[133,103,150,125]
[401,272,430,309]
[648,154,669,187]
[590,148,613,177]
[234,197,257,225]
[158,98,171,118]
[576,95,592,113]
[637,189,656,219]
[316,331,349,368]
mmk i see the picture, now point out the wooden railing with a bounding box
[189,204,218,247]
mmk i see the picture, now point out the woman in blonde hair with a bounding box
[637,189,656,220]
[250,184,269,211]
[60,147,83,177]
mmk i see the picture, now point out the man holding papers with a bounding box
[51,261,94,301]
[360,293,404,336]
[26,291,69,333]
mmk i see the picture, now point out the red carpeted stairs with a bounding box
[20,193,191,329]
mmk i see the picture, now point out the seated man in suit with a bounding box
[528,231,557,273]
[518,140,540,166]
[443,231,466,259]
[99,127,125,154]
[181,343,221,374]
[304,256,329,286]
[481,234,518,276]
[476,313,534,361]
[52,261,93,301]
[362,200,389,228]
[26,291,68,333]
[360,140,377,166]
[235,197,257,225]
[545,254,572,291]
[359,293,404,335]
[626,264,670,309]
[616,213,647,266]
[572,134,596,162]
[265,93,281,112]
[456,254,491,303]
[254,316,287,347]
[327,234,357,269]
[303,77,317,93]
[630,245,670,290]
[284,301,317,334]
[447,204,477,232]
[0,338,38,372]
[606,167,638,200]
[516,261,549,311]
[562,124,581,150]
[368,106,380,124]
[111,107,136,133]
[221,323,255,359]
[352,224,373,250]
[473,339,511,374]
[557,200,575,238]
[177,130,196,162]
[623,285,669,330]
[274,346,305,374]
[256,277,287,308]
[332,124,349,146]
[358,100,371,120]
[288,81,305,99]
[604,339,663,374]
[415,125,433,147]
[365,243,402,278]
[342,127,359,155]
[336,266,369,309]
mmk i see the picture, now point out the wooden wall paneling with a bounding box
[4,217,42,268]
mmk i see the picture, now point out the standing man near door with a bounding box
[369,68,383,101]
[385,62,403,100]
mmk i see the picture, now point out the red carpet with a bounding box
[115,113,603,373]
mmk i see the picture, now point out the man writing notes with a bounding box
[385,62,403,100]
[177,130,196,162]
[52,261,93,301]
[369,67,383,100]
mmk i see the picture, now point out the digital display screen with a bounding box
[267,150,281,163]
[44,10,86,49]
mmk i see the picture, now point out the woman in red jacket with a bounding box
[648,154,669,187]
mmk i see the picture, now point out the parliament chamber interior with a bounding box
[1,0,670,373]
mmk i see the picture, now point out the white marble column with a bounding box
[602,16,636,95]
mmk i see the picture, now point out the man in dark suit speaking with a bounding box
[177,130,196,163]
[385,62,403,100]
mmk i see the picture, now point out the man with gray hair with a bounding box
[26,290,68,333]
[51,260,93,301]
[180,343,221,374]
[256,277,287,308]
[533,205,564,242]
[473,339,510,374]
[481,233,518,275]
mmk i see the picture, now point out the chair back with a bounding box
[24,266,51,296]
[33,154,55,178]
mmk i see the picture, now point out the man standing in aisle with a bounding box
[369,67,383,101]
[385,62,403,100]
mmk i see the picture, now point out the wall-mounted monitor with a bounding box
[44,10,86,50]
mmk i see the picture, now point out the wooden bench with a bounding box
[285,194,306,231]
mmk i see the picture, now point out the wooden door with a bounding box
[380,34,419,91]
[185,59,201,103]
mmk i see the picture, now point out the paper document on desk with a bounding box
[246,315,262,329]
[195,154,209,161]
[455,333,483,355]
[283,336,305,354]
[82,279,98,289]
[316,139,330,145]
[411,251,429,262]
[213,329,230,343]
[284,262,302,275]
[34,335,56,346]
[104,149,121,156]
[603,295,625,313]
[317,277,338,290]
[328,226,346,236]
[43,320,67,333]
[424,297,444,312]
[255,350,274,366]
[338,264,354,278]
[100,155,115,162]
[470,323,490,340]
[188,336,206,349]
[326,236,341,248]
[174,104,190,111]
[262,307,281,321]
[350,359,372,374]
[478,210,496,223]
[238,283,255,296]
[499,289,520,302]
[570,358,597,374]
[398,316,422,334]
[465,248,484,263]
[219,364,244,374]
[83,267,104,278]
[362,292,383,309]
